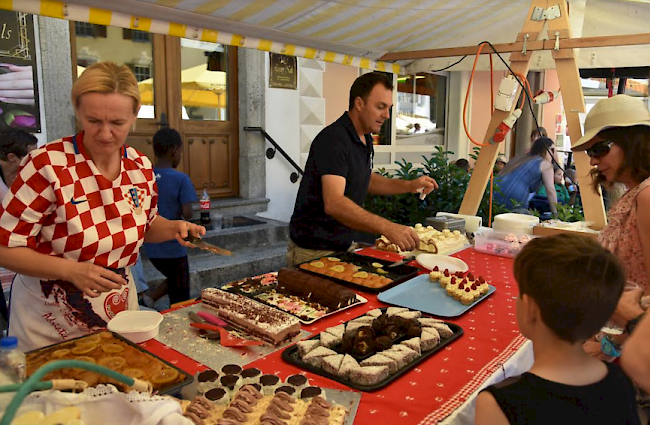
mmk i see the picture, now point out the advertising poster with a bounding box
[0,11,40,132]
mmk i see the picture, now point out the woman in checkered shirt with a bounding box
[0,62,205,351]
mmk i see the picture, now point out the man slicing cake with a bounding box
[287,73,438,266]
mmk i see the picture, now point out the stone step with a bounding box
[141,241,289,310]
[196,216,289,252]
[191,197,270,218]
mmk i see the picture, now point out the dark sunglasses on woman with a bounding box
[586,141,614,158]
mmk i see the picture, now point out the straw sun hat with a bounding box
[572,94,650,150]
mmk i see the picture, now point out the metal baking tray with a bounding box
[281,309,463,391]
[295,252,420,293]
[26,331,193,395]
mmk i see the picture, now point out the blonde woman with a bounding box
[0,62,204,350]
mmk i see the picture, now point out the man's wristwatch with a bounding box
[625,312,646,335]
[600,335,622,358]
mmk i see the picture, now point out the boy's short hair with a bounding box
[514,234,625,343]
[0,129,37,161]
[152,127,183,158]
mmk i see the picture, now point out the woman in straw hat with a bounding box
[572,94,650,294]
[572,95,650,365]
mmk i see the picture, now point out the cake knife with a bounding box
[188,311,220,340]
[184,235,232,256]
[386,254,416,268]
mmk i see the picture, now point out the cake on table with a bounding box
[429,269,490,305]
[221,270,361,322]
[294,308,458,387]
[299,257,393,289]
[376,223,468,254]
[201,288,302,345]
[182,378,348,425]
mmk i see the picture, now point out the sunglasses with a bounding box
[586,141,614,159]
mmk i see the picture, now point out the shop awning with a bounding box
[5,0,650,73]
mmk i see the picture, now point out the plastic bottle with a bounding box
[0,337,25,411]
[0,337,25,384]
[200,189,211,225]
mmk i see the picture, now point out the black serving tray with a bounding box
[281,308,463,391]
[220,273,367,324]
[296,252,420,293]
[26,331,193,396]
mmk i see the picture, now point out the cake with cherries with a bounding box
[377,223,468,254]
[429,269,490,305]
[201,288,301,345]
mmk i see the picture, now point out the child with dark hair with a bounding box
[0,128,38,200]
[143,127,198,305]
[475,234,640,425]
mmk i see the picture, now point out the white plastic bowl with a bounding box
[107,310,163,343]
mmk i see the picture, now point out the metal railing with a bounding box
[244,126,303,183]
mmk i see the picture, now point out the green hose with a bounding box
[0,360,136,425]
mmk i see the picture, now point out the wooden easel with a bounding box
[456,0,607,229]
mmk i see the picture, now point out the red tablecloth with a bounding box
[141,248,527,425]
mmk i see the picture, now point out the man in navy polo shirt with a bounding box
[288,72,438,266]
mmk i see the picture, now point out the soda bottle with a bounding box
[200,189,211,225]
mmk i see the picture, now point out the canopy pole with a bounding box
[457,0,607,230]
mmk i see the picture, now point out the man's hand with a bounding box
[383,223,420,252]
[610,288,645,328]
[67,262,127,298]
[409,176,438,196]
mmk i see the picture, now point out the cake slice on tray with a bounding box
[296,339,321,357]
[201,288,301,345]
[303,346,337,367]
[350,365,390,386]
[321,354,345,376]
[338,354,360,379]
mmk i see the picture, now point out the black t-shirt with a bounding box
[290,112,374,251]
[482,363,640,425]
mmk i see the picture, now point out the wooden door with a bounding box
[71,24,169,164]
[72,24,239,199]
[165,38,239,198]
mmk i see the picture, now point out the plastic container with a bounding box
[107,311,163,343]
[492,213,539,235]
[0,337,25,383]
[0,336,25,412]
[436,213,482,233]
[473,228,535,258]
[425,216,466,232]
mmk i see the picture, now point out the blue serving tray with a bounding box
[377,274,496,317]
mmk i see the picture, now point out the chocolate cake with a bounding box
[201,288,301,345]
[277,268,357,311]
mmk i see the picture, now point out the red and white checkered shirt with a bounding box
[0,132,158,268]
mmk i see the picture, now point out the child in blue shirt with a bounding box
[143,128,198,305]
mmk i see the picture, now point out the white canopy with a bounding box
[9,0,650,73]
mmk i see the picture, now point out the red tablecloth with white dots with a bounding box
[141,247,529,424]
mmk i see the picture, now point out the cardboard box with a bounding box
[532,224,600,240]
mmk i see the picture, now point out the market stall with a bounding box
[128,246,532,425]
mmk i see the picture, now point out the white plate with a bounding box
[415,254,468,273]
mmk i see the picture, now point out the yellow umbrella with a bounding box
[138,64,227,108]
